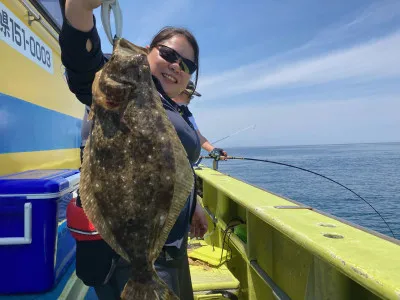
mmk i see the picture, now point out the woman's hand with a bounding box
[65,0,102,32]
[190,202,208,239]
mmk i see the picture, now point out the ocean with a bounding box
[200,142,400,240]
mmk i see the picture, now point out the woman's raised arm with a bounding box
[59,0,107,106]
[65,0,102,32]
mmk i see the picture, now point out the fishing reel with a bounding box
[208,148,226,161]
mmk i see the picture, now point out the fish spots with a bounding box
[126,217,146,233]
[159,214,166,226]
[80,39,196,299]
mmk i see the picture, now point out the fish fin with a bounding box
[121,272,179,300]
[88,103,95,121]
[156,141,195,251]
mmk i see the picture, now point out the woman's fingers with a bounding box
[65,0,102,32]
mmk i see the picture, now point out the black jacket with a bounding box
[59,16,200,248]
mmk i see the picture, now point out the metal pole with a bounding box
[212,160,219,170]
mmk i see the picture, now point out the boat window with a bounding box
[33,0,64,30]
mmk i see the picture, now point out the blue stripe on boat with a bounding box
[0,93,82,154]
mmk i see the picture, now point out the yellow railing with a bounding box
[195,165,400,300]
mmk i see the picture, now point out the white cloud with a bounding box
[193,96,400,147]
[198,1,400,101]
[302,0,400,49]
[198,30,400,100]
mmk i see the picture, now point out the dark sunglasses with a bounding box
[156,44,197,75]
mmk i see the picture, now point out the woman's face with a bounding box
[147,35,195,98]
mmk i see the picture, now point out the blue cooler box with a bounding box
[0,169,80,294]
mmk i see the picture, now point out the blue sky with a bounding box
[94,0,400,147]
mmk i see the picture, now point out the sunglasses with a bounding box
[157,44,197,75]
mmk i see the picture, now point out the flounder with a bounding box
[79,38,194,300]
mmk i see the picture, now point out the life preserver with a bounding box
[66,197,102,241]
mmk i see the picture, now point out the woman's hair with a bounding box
[150,27,200,96]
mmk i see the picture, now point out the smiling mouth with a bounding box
[162,73,177,84]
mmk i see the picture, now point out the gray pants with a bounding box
[93,250,194,300]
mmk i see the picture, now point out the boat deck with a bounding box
[0,261,88,300]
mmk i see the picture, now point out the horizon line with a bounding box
[210,141,400,150]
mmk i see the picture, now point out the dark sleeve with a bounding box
[58,16,107,106]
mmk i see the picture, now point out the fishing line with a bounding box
[193,124,256,167]
[210,124,256,145]
[200,156,396,239]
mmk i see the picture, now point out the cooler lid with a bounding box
[0,169,80,195]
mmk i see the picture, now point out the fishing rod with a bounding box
[193,125,256,166]
[210,124,256,145]
[200,155,396,239]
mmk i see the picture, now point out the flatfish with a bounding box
[79,38,194,300]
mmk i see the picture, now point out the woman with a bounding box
[59,0,202,299]
[172,81,228,160]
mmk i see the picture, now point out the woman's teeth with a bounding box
[162,73,177,83]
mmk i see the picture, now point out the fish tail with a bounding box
[121,272,179,300]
